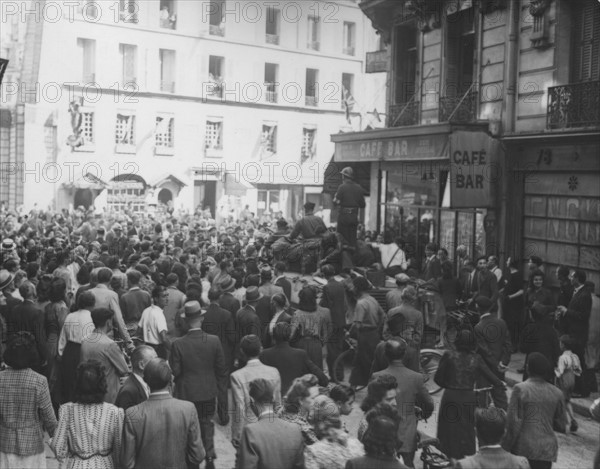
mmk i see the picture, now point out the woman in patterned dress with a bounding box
[290,286,332,370]
[50,360,124,469]
[305,395,364,469]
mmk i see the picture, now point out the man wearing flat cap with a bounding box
[169,300,228,469]
[333,166,366,251]
[289,202,326,242]
[474,295,511,410]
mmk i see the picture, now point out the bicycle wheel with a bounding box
[420,348,443,395]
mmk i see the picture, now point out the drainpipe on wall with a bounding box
[499,0,520,264]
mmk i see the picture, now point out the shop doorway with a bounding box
[157,188,173,205]
[74,189,93,209]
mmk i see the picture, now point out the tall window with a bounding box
[308,16,320,50]
[343,22,356,55]
[208,55,224,97]
[80,109,94,145]
[119,0,138,23]
[571,0,600,82]
[265,7,280,44]
[394,25,417,104]
[342,73,354,109]
[119,44,137,86]
[205,118,223,150]
[445,7,475,97]
[115,113,136,146]
[209,0,225,36]
[77,38,96,84]
[264,63,278,103]
[261,124,277,154]
[159,49,176,93]
[305,68,318,106]
[301,127,316,163]
[79,0,100,20]
[155,116,174,149]
[159,0,176,29]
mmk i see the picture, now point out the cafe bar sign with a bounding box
[335,134,447,162]
[449,130,502,208]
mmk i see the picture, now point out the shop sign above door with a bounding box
[335,134,447,162]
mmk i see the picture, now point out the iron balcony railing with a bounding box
[305,96,318,106]
[389,100,419,127]
[547,81,600,129]
[265,88,278,103]
[439,87,478,123]
[160,81,175,93]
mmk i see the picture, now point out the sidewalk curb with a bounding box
[505,375,593,419]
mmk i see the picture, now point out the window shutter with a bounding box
[572,0,600,82]
[445,16,460,97]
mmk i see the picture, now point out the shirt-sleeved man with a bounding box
[289,202,326,241]
[169,301,228,469]
[121,358,205,469]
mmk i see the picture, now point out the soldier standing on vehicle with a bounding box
[333,167,366,251]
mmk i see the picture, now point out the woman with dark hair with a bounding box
[525,269,555,321]
[305,395,364,469]
[171,262,188,293]
[434,329,504,460]
[279,374,320,445]
[290,286,332,370]
[0,333,57,468]
[329,384,356,418]
[58,291,96,404]
[347,276,385,387]
[50,360,124,468]
[45,277,70,408]
[501,257,525,351]
[36,274,54,311]
[80,308,129,404]
[357,374,398,441]
[346,409,407,469]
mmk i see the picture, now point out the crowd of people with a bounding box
[0,201,599,469]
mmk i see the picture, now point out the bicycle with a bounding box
[419,437,452,469]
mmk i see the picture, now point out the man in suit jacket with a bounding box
[467,257,499,311]
[230,335,282,449]
[319,264,347,381]
[422,243,442,281]
[384,286,423,348]
[456,407,529,469]
[121,358,206,469]
[557,269,593,396]
[260,322,329,394]
[237,378,305,469]
[163,273,186,340]
[218,276,241,317]
[169,301,228,469]
[202,286,236,374]
[4,282,46,372]
[119,270,151,327]
[273,262,292,301]
[115,345,157,410]
[474,296,510,410]
[502,353,567,468]
[235,287,263,361]
[244,274,273,329]
[372,339,433,468]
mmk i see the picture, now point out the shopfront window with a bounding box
[257,189,280,218]
[380,167,486,273]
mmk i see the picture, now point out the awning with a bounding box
[148,173,187,188]
[323,156,371,195]
[63,172,107,191]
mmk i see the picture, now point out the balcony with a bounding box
[160,81,175,93]
[206,82,223,98]
[439,89,478,123]
[266,34,279,45]
[209,24,225,36]
[265,88,277,103]
[343,46,355,56]
[388,101,419,127]
[307,41,320,51]
[305,96,318,106]
[547,81,600,129]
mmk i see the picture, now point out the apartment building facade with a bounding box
[338,0,599,289]
[2,0,385,221]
